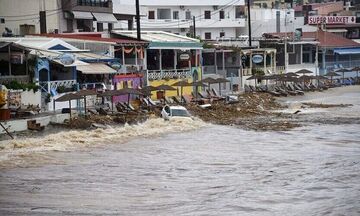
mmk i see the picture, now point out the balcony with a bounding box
[147,69,192,81]
[62,0,112,13]
[142,18,246,29]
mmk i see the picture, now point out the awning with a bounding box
[72,11,94,20]
[77,63,117,74]
[52,59,89,67]
[334,48,360,55]
[148,41,203,50]
[92,13,117,23]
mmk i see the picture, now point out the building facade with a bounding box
[138,0,246,40]
[0,0,119,35]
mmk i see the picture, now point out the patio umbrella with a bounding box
[295,69,313,76]
[172,80,191,102]
[155,84,176,99]
[214,78,230,96]
[118,88,145,104]
[140,86,159,97]
[201,77,217,90]
[284,72,299,77]
[325,71,341,84]
[98,90,124,112]
[351,66,360,83]
[54,93,82,119]
[74,89,97,116]
[335,68,352,85]
[295,69,313,88]
[246,74,263,87]
[299,75,312,88]
[190,81,208,99]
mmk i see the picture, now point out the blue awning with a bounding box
[334,48,360,55]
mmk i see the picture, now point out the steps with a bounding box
[27,120,45,131]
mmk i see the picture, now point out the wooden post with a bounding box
[8,45,11,76]
[122,46,125,65]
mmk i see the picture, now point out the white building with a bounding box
[0,0,119,35]
[138,0,246,40]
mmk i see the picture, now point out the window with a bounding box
[220,32,225,37]
[204,11,211,19]
[219,10,225,19]
[235,6,245,18]
[173,11,179,20]
[185,11,191,20]
[148,11,155,19]
[205,32,211,40]
[0,18,4,24]
[157,9,171,19]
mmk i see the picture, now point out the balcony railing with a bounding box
[147,69,192,80]
[77,0,110,7]
[39,80,77,93]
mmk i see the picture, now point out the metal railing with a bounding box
[39,80,77,93]
[147,69,192,80]
[323,60,360,70]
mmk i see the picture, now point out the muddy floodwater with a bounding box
[0,86,359,215]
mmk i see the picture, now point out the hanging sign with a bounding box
[308,16,356,25]
[179,53,190,60]
[252,55,264,64]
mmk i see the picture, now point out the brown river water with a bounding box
[0,86,359,215]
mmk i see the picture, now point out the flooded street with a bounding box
[0,86,360,215]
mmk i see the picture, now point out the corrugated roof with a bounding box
[262,30,360,48]
[112,30,200,43]
[37,34,147,45]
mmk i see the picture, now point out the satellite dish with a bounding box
[59,53,75,65]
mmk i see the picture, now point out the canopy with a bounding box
[92,12,118,23]
[72,11,93,20]
[148,41,203,50]
[55,93,82,102]
[51,59,89,67]
[77,63,117,74]
[156,84,176,91]
[334,48,360,55]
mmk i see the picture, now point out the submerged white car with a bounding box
[161,105,192,120]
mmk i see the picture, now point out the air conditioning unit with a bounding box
[213,5,218,10]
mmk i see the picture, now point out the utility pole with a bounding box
[39,0,47,34]
[247,0,252,47]
[135,0,141,40]
[193,16,196,38]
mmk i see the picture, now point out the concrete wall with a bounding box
[0,0,63,35]
[316,2,344,16]
[0,113,70,134]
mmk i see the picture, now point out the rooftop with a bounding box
[139,0,245,6]
[262,30,360,48]
[34,33,148,45]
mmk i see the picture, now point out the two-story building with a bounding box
[0,0,130,35]
[138,0,246,40]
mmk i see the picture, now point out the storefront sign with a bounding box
[308,16,356,25]
[252,55,264,64]
[179,53,190,60]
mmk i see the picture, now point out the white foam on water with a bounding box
[0,117,207,167]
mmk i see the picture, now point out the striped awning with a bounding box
[334,48,360,55]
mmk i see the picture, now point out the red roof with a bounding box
[35,33,147,45]
[263,30,360,48]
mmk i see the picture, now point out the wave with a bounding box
[0,117,206,168]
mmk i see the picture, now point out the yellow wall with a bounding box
[149,78,194,99]
[148,67,202,99]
